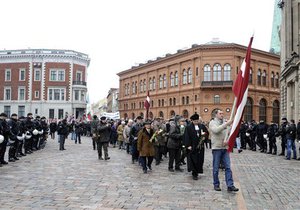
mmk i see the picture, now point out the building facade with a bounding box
[107,88,119,113]
[280,0,300,121]
[117,42,280,123]
[0,49,90,119]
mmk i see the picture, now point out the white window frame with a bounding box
[49,69,65,82]
[48,87,66,101]
[19,68,26,81]
[74,90,80,101]
[34,68,41,81]
[5,69,11,81]
[18,87,26,101]
[4,87,11,101]
[35,91,39,98]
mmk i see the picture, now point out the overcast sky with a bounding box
[0,0,275,103]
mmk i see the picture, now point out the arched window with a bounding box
[259,98,267,122]
[214,95,220,104]
[124,113,128,119]
[182,96,185,105]
[188,68,192,84]
[131,113,135,120]
[132,82,135,94]
[183,69,187,84]
[262,70,266,86]
[224,64,231,81]
[195,95,198,102]
[149,78,153,90]
[182,110,189,119]
[135,82,137,93]
[173,97,176,106]
[152,77,156,90]
[169,98,172,106]
[244,97,253,122]
[151,100,154,107]
[124,84,127,96]
[159,111,164,118]
[275,73,279,88]
[140,80,143,93]
[249,68,253,84]
[163,74,167,88]
[170,72,174,87]
[272,100,280,124]
[257,69,262,85]
[175,71,178,86]
[159,75,163,89]
[271,72,275,87]
[158,99,161,107]
[204,64,211,81]
[186,96,189,105]
[162,99,164,106]
[170,110,175,117]
[213,64,221,81]
[143,79,146,92]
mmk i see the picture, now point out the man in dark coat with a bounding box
[184,113,205,180]
[7,113,20,162]
[278,118,288,156]
[97,116,111,160]
[57,119,69,151]
[130,116,143,164]
[0,113,10,165]
[267,121,278,155]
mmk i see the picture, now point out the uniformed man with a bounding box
[7,113,20,162]
[0,113,10,166]
[97,116,111,160]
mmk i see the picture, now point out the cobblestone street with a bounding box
[0,136,300,210]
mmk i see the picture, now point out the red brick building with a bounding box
[0,49,90,119]
[117,41,280,123]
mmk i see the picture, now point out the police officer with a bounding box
[267,121,278,155]
[39,116,49,149]
[7,113,20,162]
[57,119,69,150]
[257,120,268,153]
[0,113,10,165]
[278,118,288,156]
[24,113,34,154]
[97,116,111,160]
[249,120,257,151]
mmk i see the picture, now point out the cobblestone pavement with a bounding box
[0,136,300,210]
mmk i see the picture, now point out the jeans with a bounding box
[236,137,241,150]
[59,135,65,150]
[71,132,76,140]
[286,139,297,159]
[212,149,234,188]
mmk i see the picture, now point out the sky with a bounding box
[0,0,275,104]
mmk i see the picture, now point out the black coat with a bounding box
[97,122,111,143]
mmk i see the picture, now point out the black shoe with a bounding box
[63,148,66,150]
[192,176,198,180]
[143,169,147,174]
[155,161,160,165]
[252,149,256,151]
[168,168,175,172]
[227,186,239,192]
[238,149,243,153]
[13,157,19,160]
[267,152,272,154]
[272,152,277,155]
[9,158,15,162]
[214,186,221,191]
[260,150,265,153]
[278,153,284,156]
[175,168,184,172]
[20,153,26,156]
[1,161,8,164]
[105,157,110,160]
[181,160,186,165]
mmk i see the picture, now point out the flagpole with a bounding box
[224,97,237,143]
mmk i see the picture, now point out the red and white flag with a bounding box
[227,37,253,152]
[144,91,150,111]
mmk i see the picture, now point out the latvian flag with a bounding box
[144,91,150,112]
[227,37,253,152]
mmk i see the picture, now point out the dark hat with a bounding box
[36,115,40,119]
[41,116,46,120]
[100,116,106,120]
[0,113,8,117]
[27,113,33,116]
[190,113,199,121]
[282,117,287,121]
[93,115,97,119]
[143,120,152,126]
[136,116,143,120]
[11,113,18,117]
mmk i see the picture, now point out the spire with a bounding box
[270,0,282,54]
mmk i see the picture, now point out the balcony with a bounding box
[201,80,233,89]
[73,81,86,86]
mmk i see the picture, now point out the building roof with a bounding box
[117,42,280,76]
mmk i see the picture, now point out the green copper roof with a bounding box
[270,0,281,54]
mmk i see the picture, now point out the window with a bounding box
[170,73,174,87]
[163,74,167,88]
[173,98,176,106]
[272,100,280,124]
[188,68,192,84]
[169,98,172,106]
[249,68,253,84]
[214,95,220,104]
[162,99,164,106]
[224,64,231,81]
[34,69,41,81]
[35,91,39,98]
[17,106,25,117]
[151,101,154,107]
[143,79,146,92]
[140,80,143,93]
[182,110,189,119]
[19,69,26,81]
[196,67,199,76]
[204,65,211,81]
[259,98,267,122]
[244,97,253,122]
[186,96,189,105]
[257,69,262,85]
[159,75,163,89]
[4,87,11,100]
[175,72,178,86]
[50,69,65,81]
[149,78,153,90]
[74,90,80,100]
[152,77,156,90]
[18,87,25,100]
[49,109,55,119]
[158,99,161,107]
[182,69,187,84]
[195,95,198,102]
[132,82,136,94]
[58,109,64,119]
[76,71,82,81]
[4,106,11,117]
[35,108,38,115]
[275,73,279,88]
[262,70,266,86]
[182,96,185,105]
[213,64,221,81]
[271,72,275,87]
[5,69,11,81]
[48,88,65,101]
